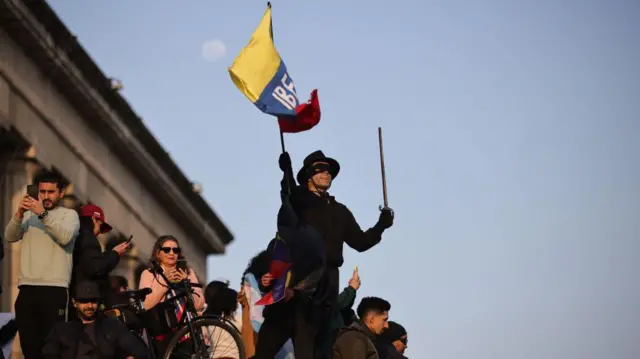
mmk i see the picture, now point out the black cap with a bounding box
[379,321,407,343]
[75,281,101,301]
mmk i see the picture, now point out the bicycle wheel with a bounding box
[162,317,246,359]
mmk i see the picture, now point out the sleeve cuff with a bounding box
[10,216,22,226]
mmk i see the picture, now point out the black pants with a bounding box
[15,286,68,359]
[254,297,328,359]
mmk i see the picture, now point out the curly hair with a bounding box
[203,281,238,318]
[241,246,273,286]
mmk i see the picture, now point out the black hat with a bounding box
[379,321,407,343]
[75,281,101,301]
[296,150,340,185]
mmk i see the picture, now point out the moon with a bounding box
[201,39,227,62]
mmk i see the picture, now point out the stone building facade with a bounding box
[0,1,234,356]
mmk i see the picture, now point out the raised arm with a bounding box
[4,215,26,243]
[343,206,386,252]
[78,230,120,278]
[5,196,31,243]
[42,209,80,247]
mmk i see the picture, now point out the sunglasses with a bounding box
[159,247,181,254]
[398,337,408,345]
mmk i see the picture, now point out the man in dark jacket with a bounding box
[69,204,130,319]
[42,281,149,359]
[376,321,409,359]
[254,151,394,359]
[333,296,391,359]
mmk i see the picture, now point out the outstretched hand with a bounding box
[348,267,361,290]
[377,207,394,229]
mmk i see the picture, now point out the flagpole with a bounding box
[378,127,389,208]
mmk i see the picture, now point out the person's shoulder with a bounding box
[140,268,153,276]
[335,325,366,342]
[57,207,79,218]
[100,317,129,331]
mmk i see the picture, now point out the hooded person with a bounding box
[376,321,409,359]
[253,150,395,359]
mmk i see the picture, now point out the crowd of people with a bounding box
[1,149,408,359]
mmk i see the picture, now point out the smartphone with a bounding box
[26,184,38,199]
[177,259,188,271]
[125,235,133,244]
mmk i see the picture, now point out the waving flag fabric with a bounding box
[228,3,320,133]
[256,234,293,306]
[240,273,295,359]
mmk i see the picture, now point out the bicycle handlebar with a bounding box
[149,260,204,290]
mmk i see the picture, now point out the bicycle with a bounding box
[105,261,246,359]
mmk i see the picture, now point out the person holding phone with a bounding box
[138,235,205,356]
[68,204,131,320]
[3,170,80,359]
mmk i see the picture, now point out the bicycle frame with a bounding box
[150,262,209,357]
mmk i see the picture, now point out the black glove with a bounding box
[377,207,394,229]
[279,152,292,173]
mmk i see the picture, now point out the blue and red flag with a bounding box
[228,3,320,133]
[256,191,326,306]
[256,234,292,306]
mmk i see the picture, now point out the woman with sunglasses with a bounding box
[138,235,205,356]
[138,235,205,311]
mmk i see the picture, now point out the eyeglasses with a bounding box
[159,247,181,254]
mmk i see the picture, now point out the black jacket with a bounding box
[70,228,120,297]
[288,185,385,269]
[42,317,149,359]
[375,342,408,359]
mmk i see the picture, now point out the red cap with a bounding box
[79,204,113,234]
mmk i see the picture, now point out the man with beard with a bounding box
[333,296,391,359]
[4,170,80,359]
[43,281,149,359]
[254,151,395,359]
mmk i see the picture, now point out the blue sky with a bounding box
[49,0,640,358]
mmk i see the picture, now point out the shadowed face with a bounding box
[74,299,98,321]
[308,161,332,191]
[393,334,408,354]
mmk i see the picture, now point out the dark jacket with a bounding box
[70,228,120,297]
[375,342,408,359]
[288,185,385,268]
[318,286,358,358]
[42,317,149,359]
[332,321,379,359]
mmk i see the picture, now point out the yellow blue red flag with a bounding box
[228,3,320,133]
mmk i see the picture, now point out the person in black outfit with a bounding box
[42,281,149,359]
[254,150,394,359]
[69,204,131,319]
[375,321,409,359]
